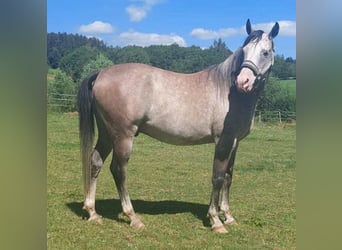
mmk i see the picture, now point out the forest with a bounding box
[47,32,296,117]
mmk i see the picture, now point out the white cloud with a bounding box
[278,21,296,36]
[190,28,238,40]
[79,21,114,34]
[126,6,148,22]
[119,30,186,47]
[191,20,296,40]
[126,0,163,22]
[248,21,296,36]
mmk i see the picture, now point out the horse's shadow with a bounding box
[66,199,210,227]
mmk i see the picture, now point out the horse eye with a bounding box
[263,51,269,57]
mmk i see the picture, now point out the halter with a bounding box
[238,60,272,91]
[240,60,265,81]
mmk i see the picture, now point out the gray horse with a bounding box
[78,19,279,233]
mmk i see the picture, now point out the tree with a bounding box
[48,69,75,95]
[272,55,296,79]
[113,46,150,65]
[170,45,206,73]
[47,32,108,69]
[146,45,174,70]
[48,32,295,78]
[48,69,76,111]
[257,77,296,112]
[211,38,230,53]
[286,57,296,79]
[80,53,113,83]
[202,39,233,67]
[59,45,99,82]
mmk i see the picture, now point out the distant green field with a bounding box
[47,68,58,82]
[278,79,296,96]
[47,113,296,249]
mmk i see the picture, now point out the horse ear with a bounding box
[269,22,280,39]
[246,19,252,35]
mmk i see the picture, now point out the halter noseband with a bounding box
[238,60,272,91]
[240,60,264,81]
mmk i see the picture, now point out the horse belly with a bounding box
[139,117,214,145]
[139,92,228,145]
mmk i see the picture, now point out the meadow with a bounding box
[47,112,295,249]
[278,79,296,96]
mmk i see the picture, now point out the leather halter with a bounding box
[238,60,272,91]
[240,60,266,81]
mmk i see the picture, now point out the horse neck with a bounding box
[206,53,238,101]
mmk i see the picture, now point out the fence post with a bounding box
[278,111,282,124]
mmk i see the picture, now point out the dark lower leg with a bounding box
[220,143,238,225]
[208,137,237,232]
[208,160,228,232]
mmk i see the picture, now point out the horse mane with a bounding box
[243,30,264,46]
[243,30,274,50]
[206,47,244,95]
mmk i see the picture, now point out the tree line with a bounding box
[48,32,295,80]
[48,32,296,115]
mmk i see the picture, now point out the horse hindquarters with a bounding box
[78,71,115,223]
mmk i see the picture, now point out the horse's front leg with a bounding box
[208,137,237,233]
[220,143,239,225]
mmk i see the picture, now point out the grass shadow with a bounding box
[66,199,210,227]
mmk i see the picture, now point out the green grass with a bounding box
[48,112,296,249]
[47,68,58,82]
[278,79,296,97]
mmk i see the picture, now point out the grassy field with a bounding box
[277,79,296,97]
[47,112,296,249]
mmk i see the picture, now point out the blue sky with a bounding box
[48,0,296,58]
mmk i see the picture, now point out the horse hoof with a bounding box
[88,214,103,224]
[212,225,228,233]
[130,219,145,230]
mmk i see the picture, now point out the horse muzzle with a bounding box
[236,60,268,92]
[236,67,257,92]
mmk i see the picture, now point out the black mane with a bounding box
[243,30,264,47]
[243,30,275,50]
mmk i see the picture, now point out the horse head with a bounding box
[236,19,279,92]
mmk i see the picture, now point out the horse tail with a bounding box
[77,71,100,196]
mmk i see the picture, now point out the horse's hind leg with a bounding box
[83,136,112,223]
[110,135,145,229]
